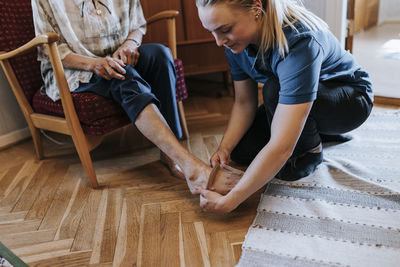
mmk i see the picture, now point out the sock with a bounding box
[276,151,323,181]
[320,134,352,143]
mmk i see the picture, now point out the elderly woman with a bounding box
[32,0,243,194]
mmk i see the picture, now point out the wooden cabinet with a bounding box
[141,0,229,76]
[354,0,380,33]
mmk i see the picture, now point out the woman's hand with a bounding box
[91,56,126,80]
[210,147,231,167]
[199,188,236,214]
[113,41,140,66]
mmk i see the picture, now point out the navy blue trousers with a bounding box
[231,79,373,164]
[75,43,182,138]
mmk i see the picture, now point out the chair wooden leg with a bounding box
[177,101,189,139]
[30,126,44,160]
[70,132,99,188]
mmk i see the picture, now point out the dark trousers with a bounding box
[75,43,182,138]
[231,79,373,164]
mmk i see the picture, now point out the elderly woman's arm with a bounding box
[62,53,127,80]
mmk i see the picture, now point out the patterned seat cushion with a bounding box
[33,90,130,136]
[32,59,188,136]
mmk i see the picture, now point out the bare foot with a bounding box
[181,160,243,195]
[207,163,244,195]
[181,159,210,194]
[160,151,185,180]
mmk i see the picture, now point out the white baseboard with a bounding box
[0,127,31,150]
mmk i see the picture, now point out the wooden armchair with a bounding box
[0,1,189,188]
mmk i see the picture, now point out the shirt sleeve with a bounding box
[130,0,147,35]
[225,48,250,81]
[31,0,73,61]
[275,36,324,104]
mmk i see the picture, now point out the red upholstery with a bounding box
[174,59,189,101]
[0,0,43,103]
[0,0,188,136]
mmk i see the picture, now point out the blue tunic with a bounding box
[225,22,373,105]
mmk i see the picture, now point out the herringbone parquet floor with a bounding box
[0,90,263,267]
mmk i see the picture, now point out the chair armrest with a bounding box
[0,32,82,138]
[0,31,83,133]
[0,33,59,60]
[146,10,179,59]
[147,10,179,25]
[0,31,74,109]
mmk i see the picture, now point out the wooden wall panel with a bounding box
[182,0,213,40]
[354,0,380,33]
[143,0,229,76]
[365,0,379,29]
[178,42,228,76]
[141,0,185,44]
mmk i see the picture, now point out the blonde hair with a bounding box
[196,0,328,59]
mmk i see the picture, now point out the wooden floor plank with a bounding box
[208,232,235,267]
[188,133,210,164]
[139,204,161,267]
[1,229,57,249]
[194,222,211,267]
[160,212,181,267]
[182,222,206,267]
[24,162,70,221]
[12,161,58,213]
[54,179,92,240]
[0,219,40,234]
[28,250,92,267]
[203,136,220,162]
[0,161,42,209]
[89,189,108,265]
[117,195,142,267]
[0,163,24,199]
[38,168,81,231]
[232,243,243,265]
[71,189,103,252]
[160,198,199,214]
[0,211,27,224]
[112,198,128,267]
[99,189,123,264]
[13,239,74,258]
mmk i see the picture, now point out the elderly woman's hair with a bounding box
[196,0,328,59]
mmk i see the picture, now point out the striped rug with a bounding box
[237,110,400,267]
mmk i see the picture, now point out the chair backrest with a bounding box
[0,0,43,104]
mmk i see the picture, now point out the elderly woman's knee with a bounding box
[142,43,174,65]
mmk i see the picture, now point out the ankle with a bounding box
[180,156,208,176]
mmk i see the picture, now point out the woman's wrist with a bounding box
[87,57,98,72]
[125,38,141,47]
[219,142,234,154]
[221,190,243,212]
